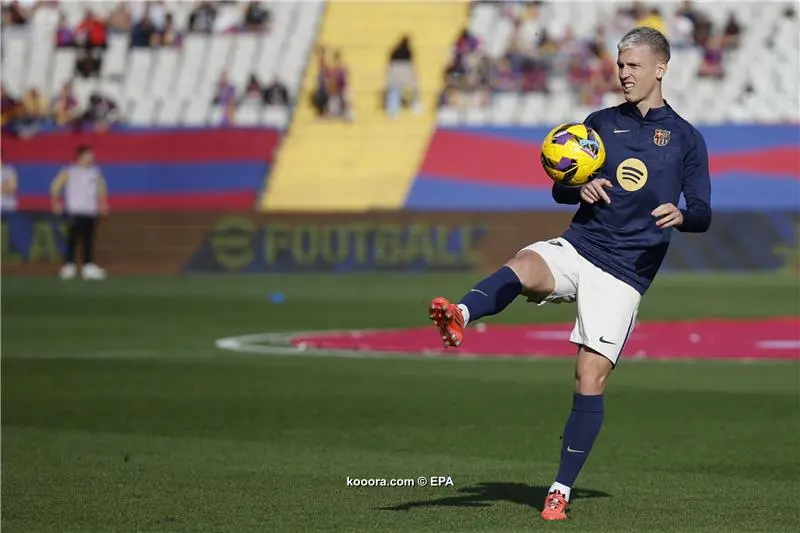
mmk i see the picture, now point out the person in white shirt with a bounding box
[50,145,109,280]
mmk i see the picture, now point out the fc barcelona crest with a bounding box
[653,129,671,147]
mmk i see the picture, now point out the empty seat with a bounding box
[437,106,462,127]
[49,49,77,96]
[101,34,130,79]
[491,93,519,125]
[263,105,289,129]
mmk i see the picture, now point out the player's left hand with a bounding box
[652,203,683,229]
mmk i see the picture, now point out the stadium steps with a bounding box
[261,0,469,211]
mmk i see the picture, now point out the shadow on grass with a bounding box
[379,482,611,512]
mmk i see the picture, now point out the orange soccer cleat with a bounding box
[428,297,465,348]
[540,491,569,521]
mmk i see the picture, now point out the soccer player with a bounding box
[428,27,711,521]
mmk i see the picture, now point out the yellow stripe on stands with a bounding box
[261,0,468,212]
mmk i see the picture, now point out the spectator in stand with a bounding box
[384,35,420,117]
[566,46,593,94]
[15,88,49,139]
[670,10,695,49]
[131,0,166,34]
[107,2,132,35]
[263,77,290,107]
[454,28,479,57]
[213,71,236,106]
[579,46,617,107]
[312,45,330,116]
[1,85,20,133]
[469,53,493,108]
[587,26,608,60]
[440,53,467,108]
[520,57,549,93]
[74,9,108,77]
[436,0,747,114]
[240,74,263,106]
[310,46,350,120]
[154,12,182,47]
[489,57,518,93]
[327,50,352,121]
[2,1,31,26]
[56,12,75,47]
[551,26,580,77]
[244,1,270,33]
[74,9,108,49]
[692,11,713,47]
[52,82,79,127]
[605,5,635,53]
[675,0,701,26]
[721,13,742,49]
[698,34,725,79]
[213,71,237,124]
[188,2,216,33]
[130,6,158,48]
[213,3,242,34]
[636,7,667,36]
[77,92,121,133]
[536,29,559,63]
[505,18,532,71]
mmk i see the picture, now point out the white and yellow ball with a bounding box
[540,123,606,187]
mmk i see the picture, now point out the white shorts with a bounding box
[520,237,641,365]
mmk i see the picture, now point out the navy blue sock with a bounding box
[555,393,604,488]
[458,266,522,324]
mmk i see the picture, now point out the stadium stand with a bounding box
[1,0,321,210]
[1,0,323,128]
[436,1,800,126]
[262,1,469,212]
[405,0,799,211]
[1,0,797,214]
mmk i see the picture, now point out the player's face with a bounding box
[617,45,666,104]
[78,151,94,165]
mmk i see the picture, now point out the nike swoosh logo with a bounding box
[469,289,488,296]
[566,446,585,454]
[548,240,563,247]
[613,129,630,133]
[599,336,616,345]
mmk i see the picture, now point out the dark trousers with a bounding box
[65,215,98,264]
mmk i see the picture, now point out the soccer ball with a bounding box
[540,123,606,187]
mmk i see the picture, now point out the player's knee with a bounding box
[574,372,608,395]
[574,347,614,395]
[505,251,555,296]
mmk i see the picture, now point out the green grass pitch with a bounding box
[2,273,799,532]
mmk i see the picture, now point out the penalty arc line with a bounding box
[214,330,509,360]
[214,329,800,363]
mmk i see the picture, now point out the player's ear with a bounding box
[656,62,667,81]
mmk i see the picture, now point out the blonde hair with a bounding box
[618,26,671,62]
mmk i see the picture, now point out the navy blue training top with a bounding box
[553,101,712,295]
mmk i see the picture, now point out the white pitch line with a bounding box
[756,340,800,350]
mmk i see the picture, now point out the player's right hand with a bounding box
[580,178,613,205]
